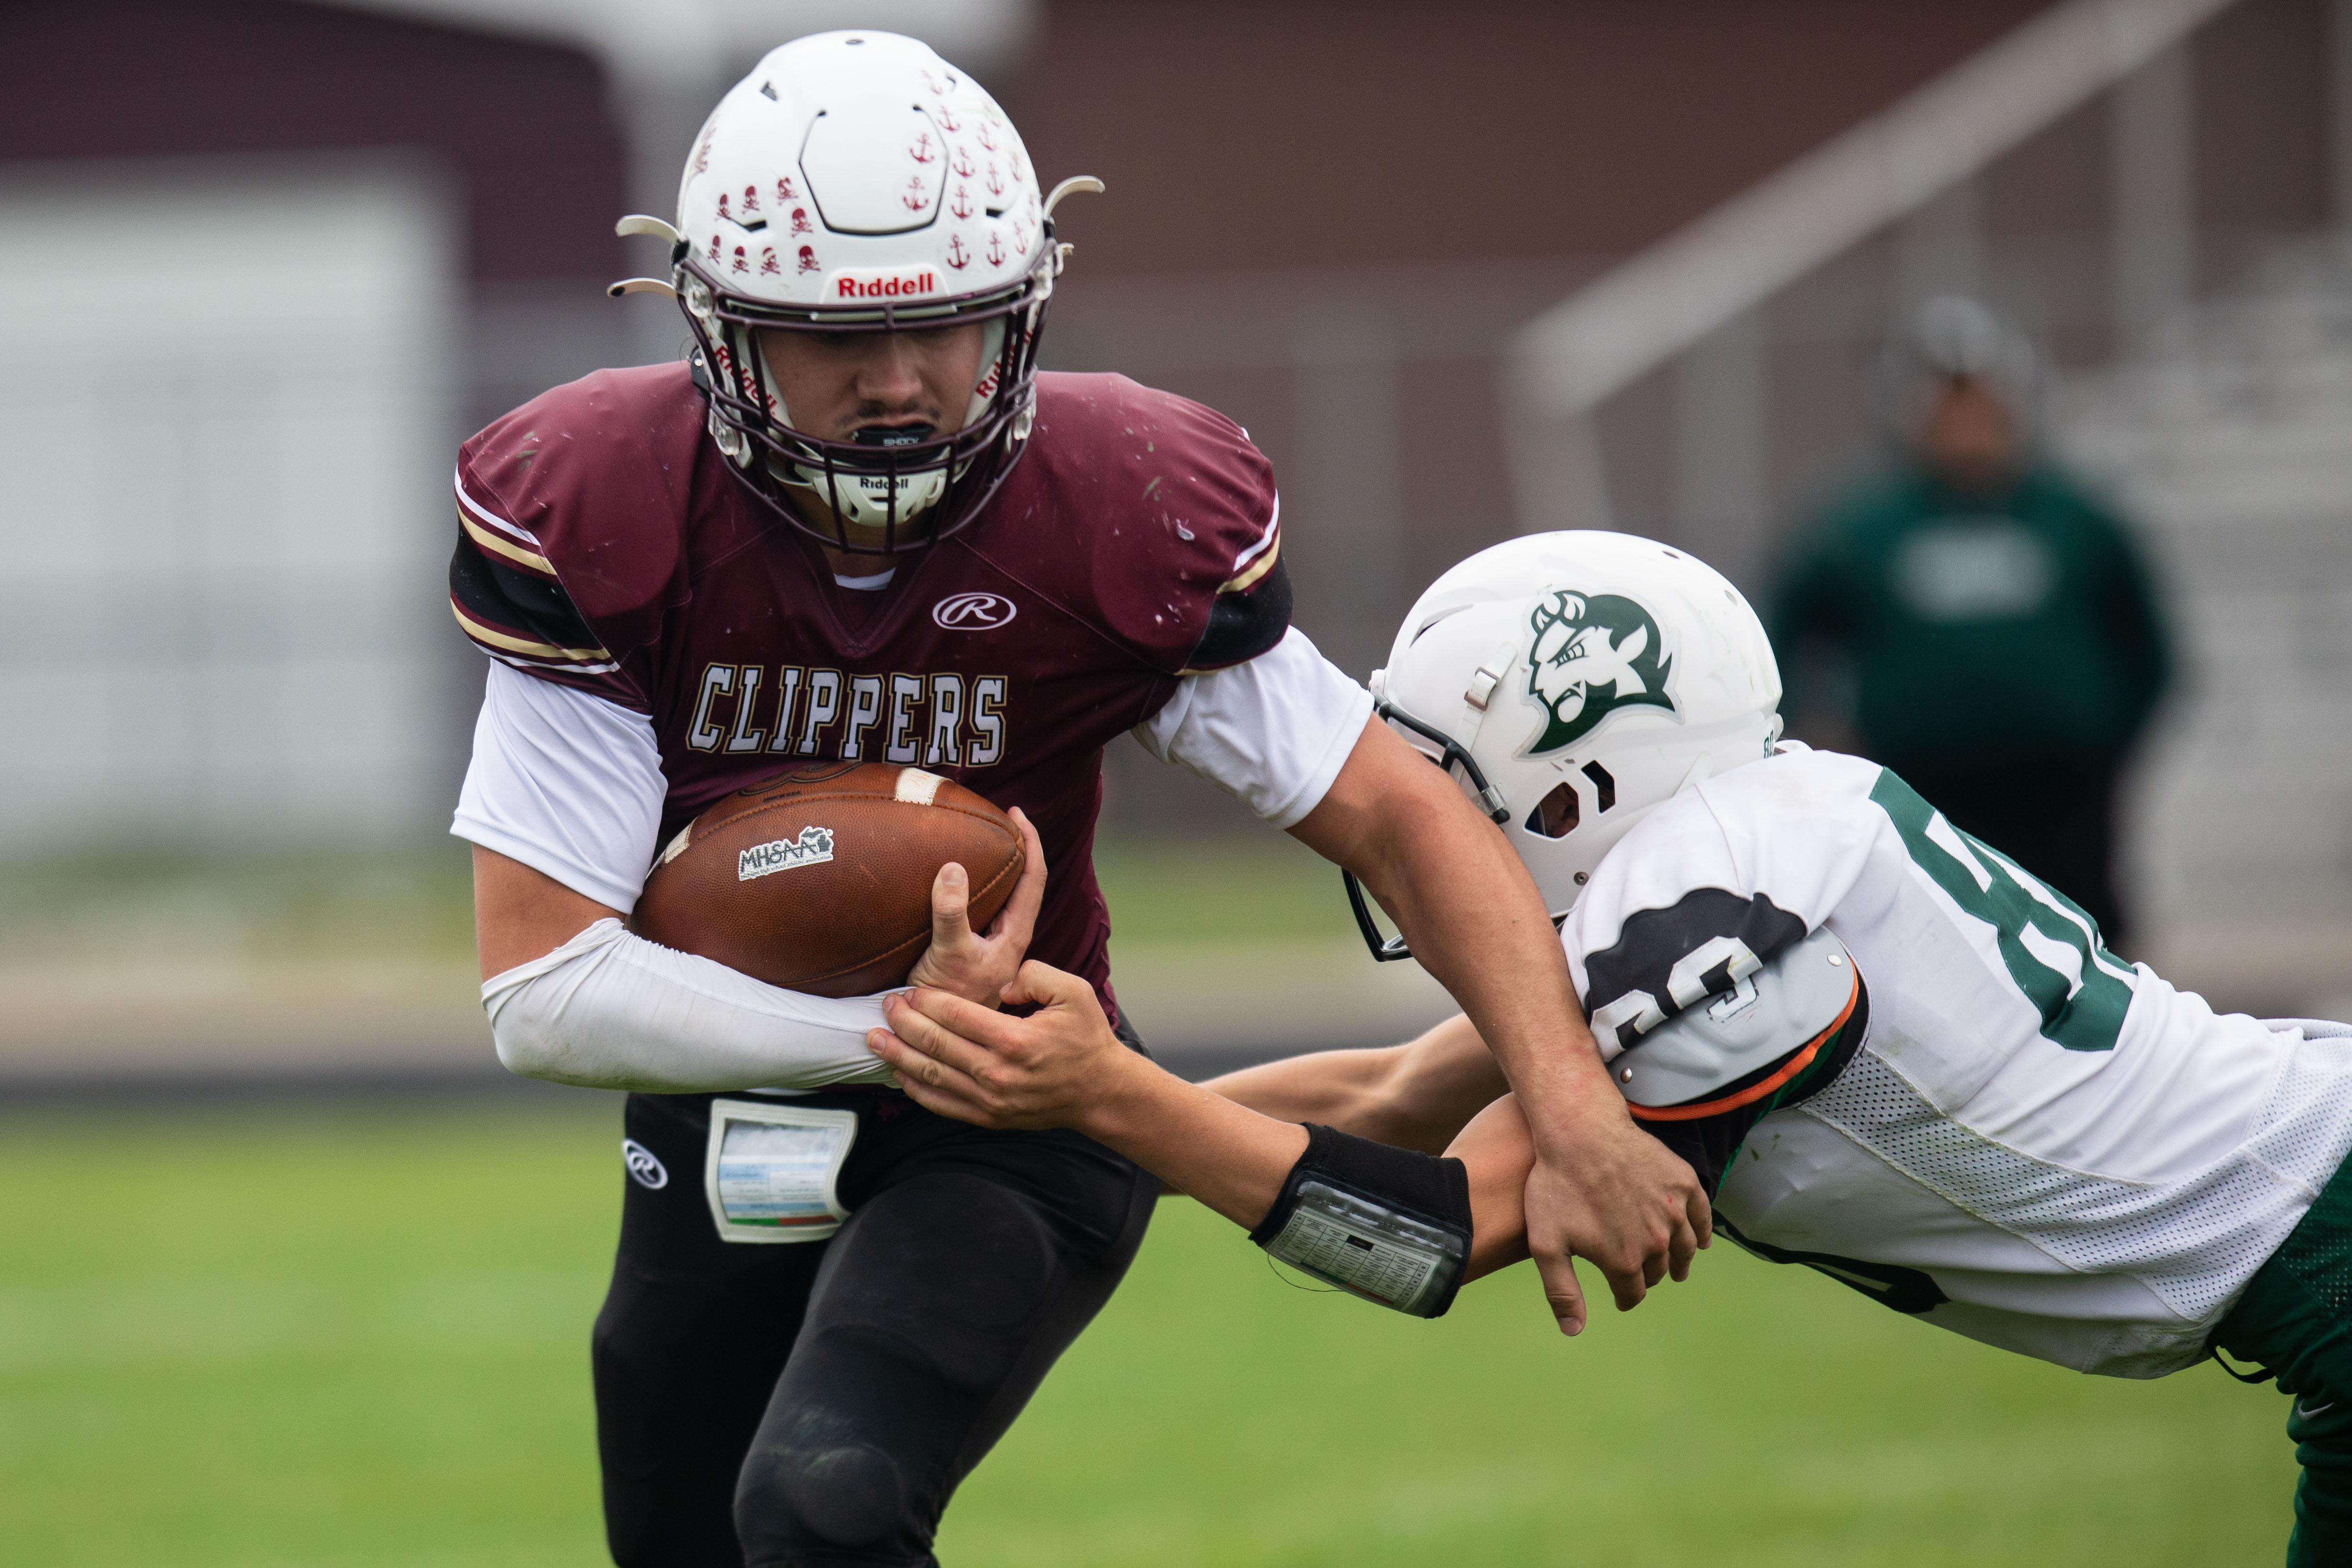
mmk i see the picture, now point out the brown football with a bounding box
[632,761,1024,997]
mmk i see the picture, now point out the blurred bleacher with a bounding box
[2062,235,2352,1015]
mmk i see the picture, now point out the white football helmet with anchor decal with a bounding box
[620,30,1098,554]
[1354,532,1782,950]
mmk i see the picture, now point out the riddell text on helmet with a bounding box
[833,269,939,299]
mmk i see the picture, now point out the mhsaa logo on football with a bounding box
[738,826,836,881]
[830,267,940,300]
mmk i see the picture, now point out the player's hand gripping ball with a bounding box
[632,762,1026,997]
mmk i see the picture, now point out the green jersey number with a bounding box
[1869,770,2133,1053]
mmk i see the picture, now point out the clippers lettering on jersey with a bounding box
[725,666,768,752]
[1525,590,1675,753]
[797,669,844,754]
[454,361,1288,1035]
[688,664,738,751]
[766,667,804,753]
[690,664,1012,768]
[886,674,925,765]
[841,676,887,760]
[969,676,1007,766]
[925,674,964,765]
[738,827,836,881]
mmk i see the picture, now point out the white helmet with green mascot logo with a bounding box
[1353,532,1783,951]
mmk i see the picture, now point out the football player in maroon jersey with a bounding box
[448,31,1706,1568]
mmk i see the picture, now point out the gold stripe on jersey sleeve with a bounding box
[458,509,556,573]
[1220,527,1281,595]
[450,601,610,663]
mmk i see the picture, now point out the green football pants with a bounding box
[2213,1150,2352,1567]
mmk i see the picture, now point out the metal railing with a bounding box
[1505,0,2247,542]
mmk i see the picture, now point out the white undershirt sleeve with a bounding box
[1132,627,1373,829]
[482,919,897,1093]
[452,661,666,913]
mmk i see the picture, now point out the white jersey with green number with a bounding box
[1561,744,2352,1378]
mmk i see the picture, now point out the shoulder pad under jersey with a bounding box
[1583,887,1809,1057]
[1007,374,1286,674]
[448,492,637,704]
[1615,925,1861,1110]
[448,366,708,709]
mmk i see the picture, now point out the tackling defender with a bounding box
[871,531,2352,1564]
[450,34,1704,1568]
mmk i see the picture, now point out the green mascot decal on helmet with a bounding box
[1524,590,1676,753]
[1358,531,1781,940]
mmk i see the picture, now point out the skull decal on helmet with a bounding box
[1524,591,1675,753]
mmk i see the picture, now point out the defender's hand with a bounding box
[904,807,1046,1008]
[869,961,1131,1131]
[1520,1105,1709,1337]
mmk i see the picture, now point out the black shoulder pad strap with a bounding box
[1186,556,1293,672]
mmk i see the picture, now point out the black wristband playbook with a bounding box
[1247,1123,1475,1318]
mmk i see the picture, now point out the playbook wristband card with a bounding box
[1259,1178,1464,1317]
[704,1099,859,1244]
[1248,1124,1472,1318]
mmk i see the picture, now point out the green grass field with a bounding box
[0,1101,2297,1567]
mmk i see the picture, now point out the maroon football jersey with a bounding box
[449,365,1291,1023]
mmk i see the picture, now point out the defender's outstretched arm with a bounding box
[871,965,1538,1306]
[1195,1013,1508,1155]
[877,963,1308,1229]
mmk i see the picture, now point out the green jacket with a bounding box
[1768,459,2171,777]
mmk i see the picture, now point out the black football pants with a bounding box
[591,1043,1154,1568]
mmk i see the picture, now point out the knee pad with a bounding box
[738,1391,927,1563]
[757,1439,907,1550]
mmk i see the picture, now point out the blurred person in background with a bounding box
[1768,297,2170,946]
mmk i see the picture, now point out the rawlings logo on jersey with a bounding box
[933,591,1017,629]
[1525,590,1675,753]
